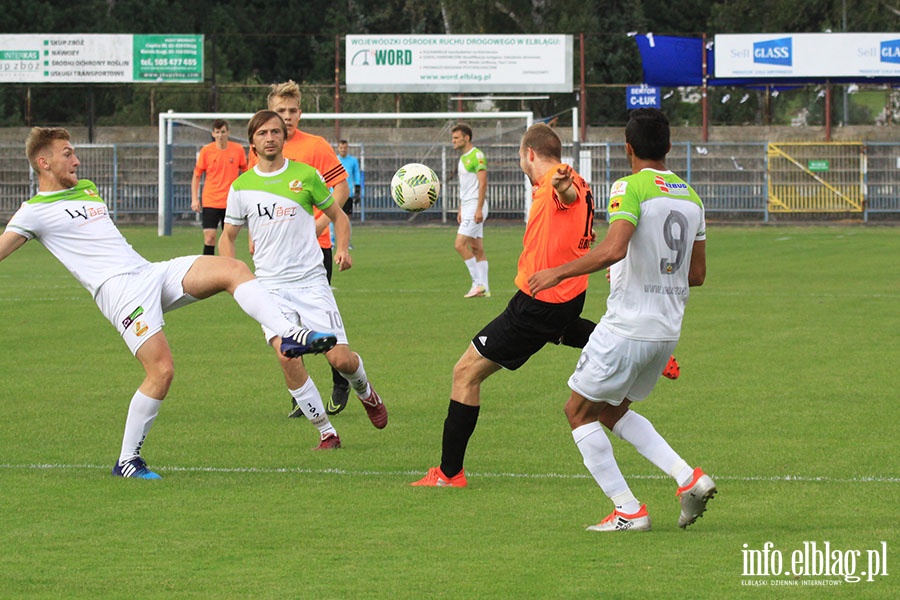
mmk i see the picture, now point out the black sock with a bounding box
[203,244,215,255]
[331,365,347,388]
[440,400,480,478]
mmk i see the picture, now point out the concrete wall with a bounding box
[2,124,899,146]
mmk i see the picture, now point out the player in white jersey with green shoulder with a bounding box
[219,111,387,450]
[529,108,716,532]
[451,123,490,298]
[0,127,336,479]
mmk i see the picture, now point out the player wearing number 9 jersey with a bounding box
[528,108,715,532]
[602,155,704,340]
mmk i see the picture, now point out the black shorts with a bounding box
[472,290,587,370]
[201,207,226,230]
[321,246,333,283]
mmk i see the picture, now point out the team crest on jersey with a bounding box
[289,179,304,193]
[610,180,628,198]
[654,175,689,195]
[609,199,621,212]
[84,187,98,197]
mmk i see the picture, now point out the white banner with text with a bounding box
[715,33,900,78]
[346,34,572,93]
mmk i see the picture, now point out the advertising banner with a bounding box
[346,34,572,93]
[0,34,203,83]
[714,33,900,78]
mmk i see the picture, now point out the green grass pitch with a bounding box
[1,224,897,598]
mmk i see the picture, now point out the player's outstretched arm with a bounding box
[0,231,28,263]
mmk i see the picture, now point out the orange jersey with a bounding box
[249,130,347,248]
[514,164,594,303]
[194,141,248,209]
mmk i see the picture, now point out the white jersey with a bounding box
[457,146,487,211]
[601,168,706,341]
[225,160,334,288]
[4,179,149,297]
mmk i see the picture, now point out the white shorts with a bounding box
[260,282,348,346]
[457,202,488,238]
[567,323,677,406]
[95,256,200,355]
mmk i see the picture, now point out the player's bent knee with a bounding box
[212,256,254,290]
[564,393,604,428]
[146,361,175,390]
[452,354,483,387]
[224,256,253,277]
[326,345,356,373]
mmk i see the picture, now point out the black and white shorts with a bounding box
[472,290,586,370]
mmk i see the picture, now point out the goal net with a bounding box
[157,110,534,235]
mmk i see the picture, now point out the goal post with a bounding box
[158,110,534,235]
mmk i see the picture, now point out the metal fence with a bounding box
[3,140,899,225]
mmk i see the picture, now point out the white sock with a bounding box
[572,422,640,514]
[612,410,693,486]
[477,260,489,291]
[290,379,336,437]
[119,390,162,464]
[232,279,295,338]
[339,352,371,399]
[464,257,478,285]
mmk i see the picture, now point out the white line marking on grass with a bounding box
[699,290,900,300]
[1,463,898,483]
[0,296,88,303]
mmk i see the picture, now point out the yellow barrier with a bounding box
[767,143,865,212]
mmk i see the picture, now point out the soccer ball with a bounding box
[390,163,440,212]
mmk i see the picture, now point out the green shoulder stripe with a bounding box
[232,162,333,212]
[26,179,106,204]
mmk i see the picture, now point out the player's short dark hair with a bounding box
[338,139,349,145]
[521,123,562,161]
[247,110,287,140]
[625,108,670,161]
[452,123,473,140]
[25,127,71,171]
[212,119,229,130]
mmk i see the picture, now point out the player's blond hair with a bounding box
[267,80,301,108]
[25,127,71,171]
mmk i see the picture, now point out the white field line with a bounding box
[1,462,898,483]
